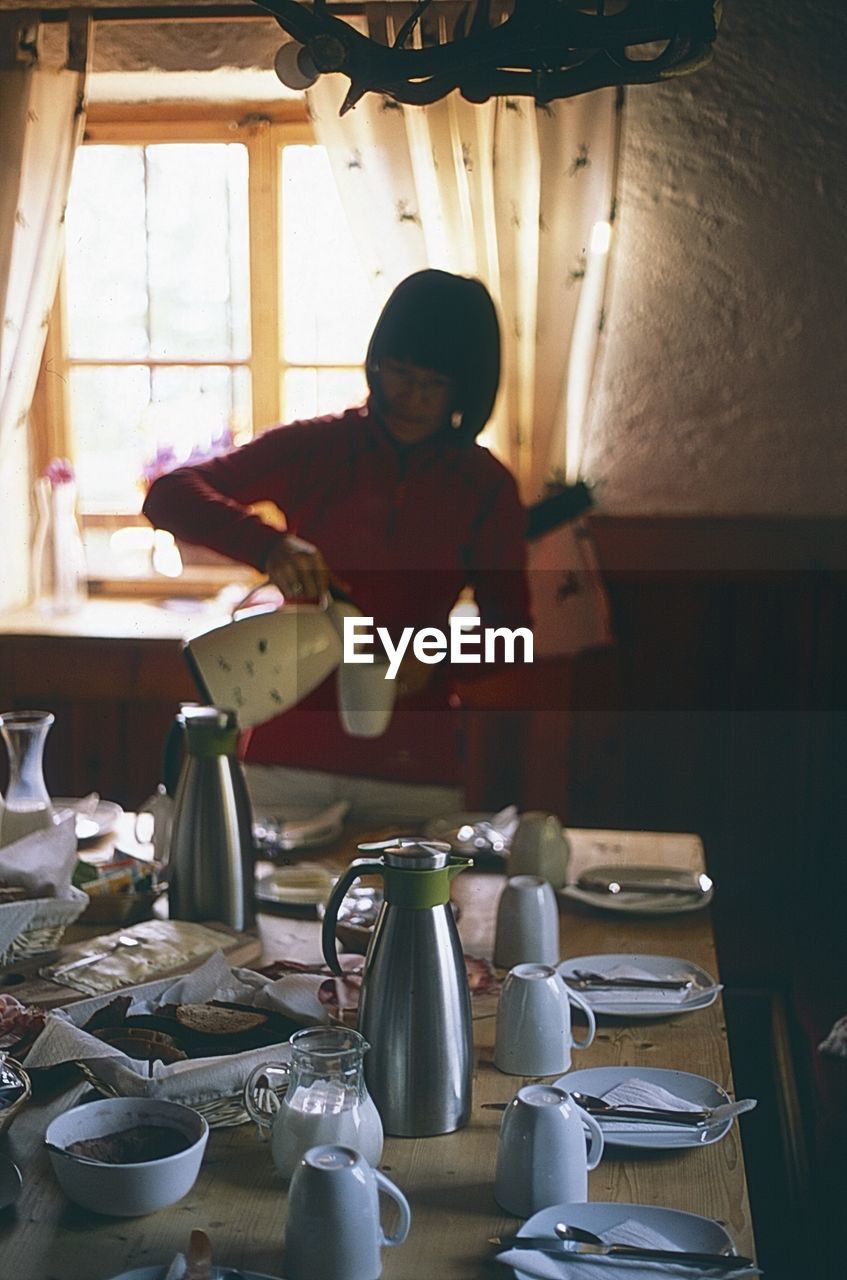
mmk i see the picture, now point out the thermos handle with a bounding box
[321,857,385,975]
[162,716,185,798]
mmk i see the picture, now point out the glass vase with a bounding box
[0,710,55,847]
[31,477,88,614]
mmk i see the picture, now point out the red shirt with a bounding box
[143,402,531,784]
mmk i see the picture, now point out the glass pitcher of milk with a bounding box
[244,1026,383,1181]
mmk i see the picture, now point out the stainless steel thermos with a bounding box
[166,704,255,931]
[322,840,473,1137]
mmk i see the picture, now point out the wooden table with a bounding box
[0,828,755,1278]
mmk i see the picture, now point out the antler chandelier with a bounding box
[258,0,721,114]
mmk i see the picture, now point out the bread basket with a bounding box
[0,888,89,966]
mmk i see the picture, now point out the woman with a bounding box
[143,270,531,823]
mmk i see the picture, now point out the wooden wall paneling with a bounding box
[122,699,186,809]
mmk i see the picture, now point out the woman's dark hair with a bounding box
[366,269,501,443]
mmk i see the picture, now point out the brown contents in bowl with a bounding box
[66,1123,191,1163]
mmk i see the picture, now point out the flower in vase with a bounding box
[44,457,76,486]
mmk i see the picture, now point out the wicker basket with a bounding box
[77,1062,252,1128]
[0,1057,31,1138]
[0,888,89,967]
[39,972,302,1131]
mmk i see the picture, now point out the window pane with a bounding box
[71,364,251,514]
[65,147,150,359]
[65,143,250,362]
[146,145,250,359]
[283,367,368,423]
[281,146,379,366]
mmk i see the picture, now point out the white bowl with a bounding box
[45,1096,209,1216]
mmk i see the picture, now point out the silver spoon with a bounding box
[44,1140,106,1167]
[0,1155,22,1209]
[51,933,142,976]
[570,1090,757,1125]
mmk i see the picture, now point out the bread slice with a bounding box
[175,1003,268,1036]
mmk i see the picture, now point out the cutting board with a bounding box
[0,919,262,1008]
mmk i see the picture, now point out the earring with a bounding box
[451,410,463,430]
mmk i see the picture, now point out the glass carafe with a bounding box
[244,1026,383,1181]
[0,710,55,846]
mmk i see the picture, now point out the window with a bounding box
[42,103,387,586]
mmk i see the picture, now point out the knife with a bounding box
[566,971,696,990]
[576,874,711,897]
[490,1236,757,1270]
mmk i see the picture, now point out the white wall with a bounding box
[582,0,847,516]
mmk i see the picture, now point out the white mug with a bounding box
[494,875,560,969]
[336,659,397,738]
[494,962,596,1076]
[507,811,570,890]
[494,1083,604,1216]
[329,599,397,738]
[284,1144,411,1280]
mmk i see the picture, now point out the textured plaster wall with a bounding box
[581,0,847,516]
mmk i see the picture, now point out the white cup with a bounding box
[336,659,397,738]
[507,811,570,890]
[494,875,560,969]
[494,1083,604,1216]
[494,962,596,1076]
[329,598,397,739]
[284,1144,411,1280]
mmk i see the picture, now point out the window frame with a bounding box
[34,98,365,593]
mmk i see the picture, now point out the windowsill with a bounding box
[0,592,243,643]
[87,564,258,601]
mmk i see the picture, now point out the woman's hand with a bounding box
[264,533,331,603]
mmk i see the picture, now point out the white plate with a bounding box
[423,811,513,856]
[553,1066,734,1150]
[515,1202,737,1279]
[253,804,347,854]
[54,797,124,842]
[107,1269,285,1280]
[255,863,336,907]
[561,864,713,916]
[557,953,721,1019]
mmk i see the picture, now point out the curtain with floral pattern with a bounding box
[0,15,88,465]
[308,60,620,506]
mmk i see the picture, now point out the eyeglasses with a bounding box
[378,359,456,402]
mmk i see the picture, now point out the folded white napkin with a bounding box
[0,813,85,956]
[601,1081,704,1112]
[0,810,77,897]
[574,965,719,1007]
[496,1216,760,1278]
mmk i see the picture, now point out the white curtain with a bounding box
[0,14,89,466]
[307,30,620,506]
